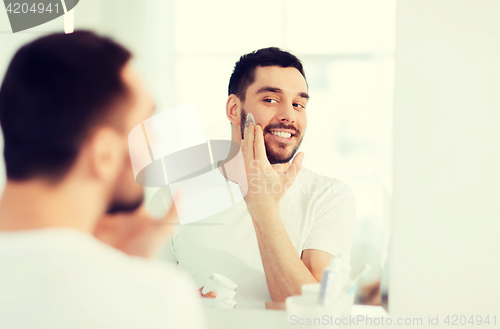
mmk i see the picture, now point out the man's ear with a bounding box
[87,127,123,182]
[226,94,242,125]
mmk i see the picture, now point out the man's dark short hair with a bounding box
[0,30,132,181]
[228,47,306,101]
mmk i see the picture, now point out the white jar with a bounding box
[202,273,238,300]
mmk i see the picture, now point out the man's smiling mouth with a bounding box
[270,131,292,138]
[267,129,296,143]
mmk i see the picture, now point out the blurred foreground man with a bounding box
[0,31,204,329]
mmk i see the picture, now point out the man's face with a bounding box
[239,66,309,164]
[107,64,155,214]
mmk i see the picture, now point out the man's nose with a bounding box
[277,103,296,123]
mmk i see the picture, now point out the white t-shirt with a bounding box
[0,228,206,329]
[151,168,356,303]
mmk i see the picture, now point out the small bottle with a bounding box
[318,256,351,306]
[318,257,340,305]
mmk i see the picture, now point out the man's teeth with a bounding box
[271,131,292,138]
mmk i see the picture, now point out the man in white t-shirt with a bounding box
[151,48,356,305]
[0,31,205,329]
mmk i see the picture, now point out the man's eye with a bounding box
[293,103,305,109]
[264,99,277,104]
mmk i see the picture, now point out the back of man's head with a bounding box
[0,30,132,182]
[228,47,306,101]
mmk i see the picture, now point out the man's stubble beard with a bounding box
[106,160,144,214]
[239,108,304,165]
[106,195,143,214]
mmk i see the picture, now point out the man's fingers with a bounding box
[199,286,217,298]
[203,291,217,298]
[254,125,268,162]
[286,152,304,182]
[241,122,255,165]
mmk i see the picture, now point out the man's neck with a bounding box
[0,179,105,232]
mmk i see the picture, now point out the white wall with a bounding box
[390,0,500,317]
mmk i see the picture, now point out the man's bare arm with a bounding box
[240,122,331,302]
[251,205,320,302]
